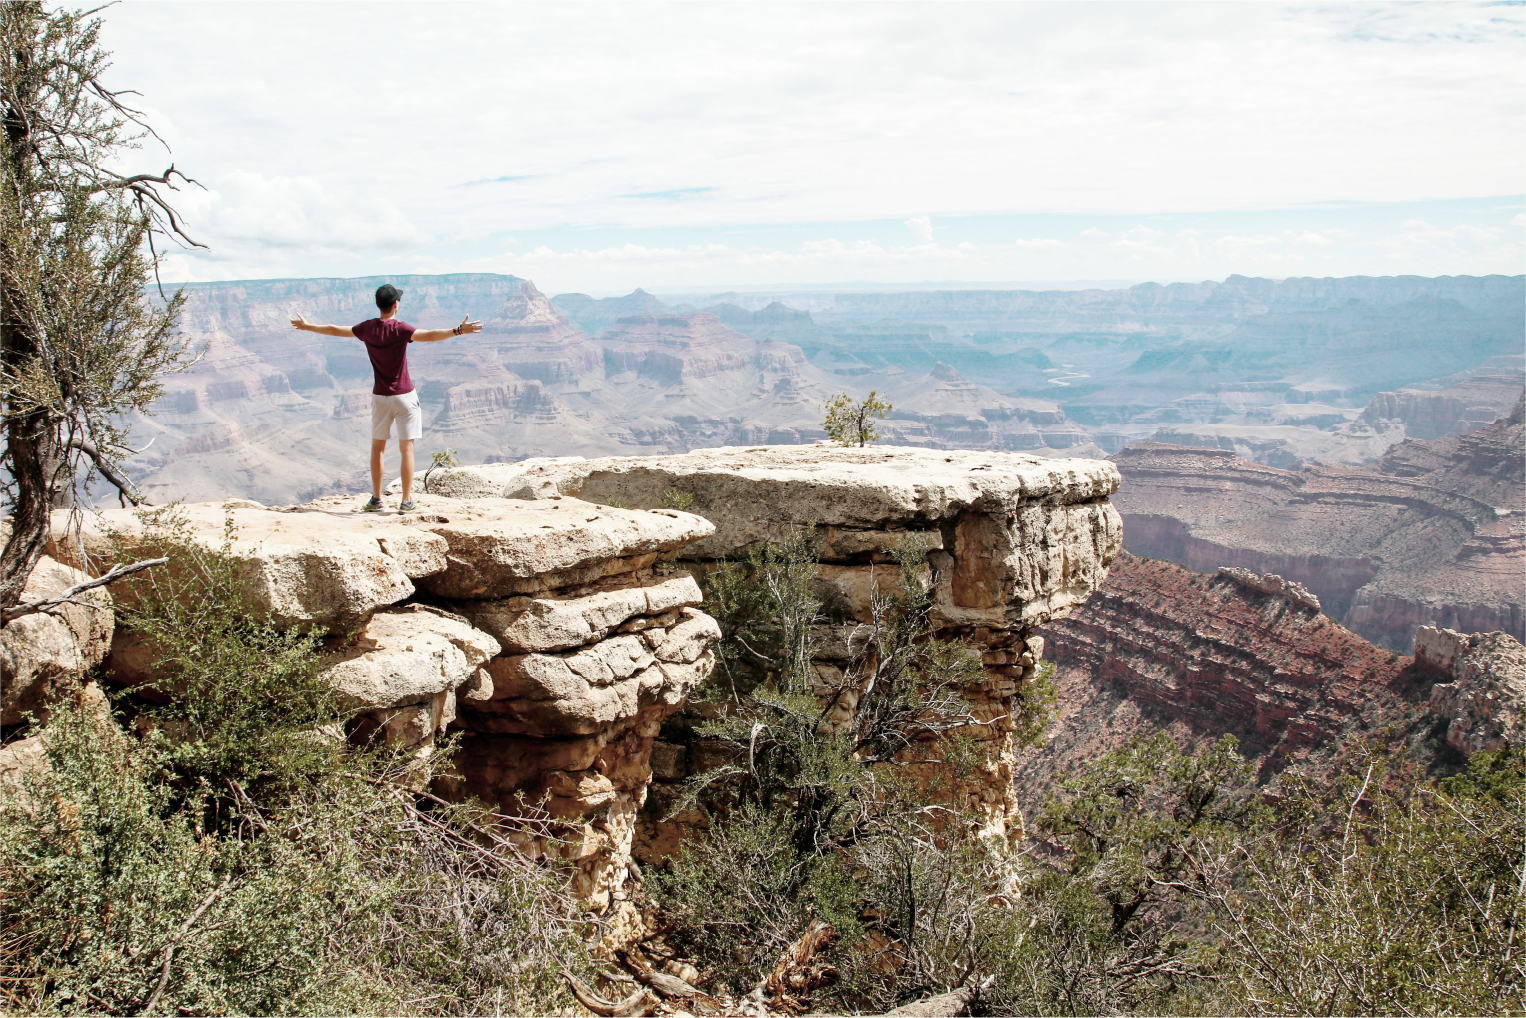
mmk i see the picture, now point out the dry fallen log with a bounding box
[881,988,975,1016]
[568,931,984,1017]
[561,969,659,1017]
[617,947,703,999]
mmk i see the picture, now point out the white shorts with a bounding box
[371,391,422,441]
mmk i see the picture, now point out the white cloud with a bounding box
[1014,237,1064,249]
[904,215,935,245]
[90,1,1524,288]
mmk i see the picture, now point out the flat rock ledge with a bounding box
[41,494,722,910]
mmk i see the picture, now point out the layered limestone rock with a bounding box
[42,493,722,911]
[435,445,1123,850]
[1415,625,1526,756]
[46,498,444,630]
[21,445,1124,905]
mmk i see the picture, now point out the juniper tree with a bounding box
[821,389,893,447]
[0,2,201,606]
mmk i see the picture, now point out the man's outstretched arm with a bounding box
[413,315,484,343]
[290,313,354,338]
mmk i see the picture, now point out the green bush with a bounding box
[986,734,1256,1016]
[649,530,1048,1010]
[0,509,589,1016]
[1217,747,1524,1015]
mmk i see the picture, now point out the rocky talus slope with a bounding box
[406,445,1123,850]
[1025,552,1524,817]
[4,446,1122,911]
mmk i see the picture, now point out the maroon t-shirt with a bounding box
[353,318,417,396]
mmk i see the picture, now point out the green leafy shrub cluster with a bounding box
[0,511,588,1016]
[649,531,1048,1010]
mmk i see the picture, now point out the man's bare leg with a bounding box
[399,439,415,502]
[370,439,387,499]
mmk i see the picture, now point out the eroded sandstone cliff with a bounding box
[1026,552,1524,818]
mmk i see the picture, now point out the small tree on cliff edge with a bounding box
[0,2,202,606]
[821,390,892,447]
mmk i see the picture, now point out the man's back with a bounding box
[354,317,417,396]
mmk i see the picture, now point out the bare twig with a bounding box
[142,873,233,1014]
[64,435,150,505]
[2,556,166,622]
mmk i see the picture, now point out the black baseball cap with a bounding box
[375,284,404,310]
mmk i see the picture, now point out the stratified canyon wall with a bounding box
[1026,552,1524,816]
[1112,395,1524,651]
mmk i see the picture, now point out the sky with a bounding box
[100,1,1525,295]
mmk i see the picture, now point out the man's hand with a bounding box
[290,312,308,330]
[414,316,485,342]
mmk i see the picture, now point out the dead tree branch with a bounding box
[2,556,166,622]
[65,435,150,506]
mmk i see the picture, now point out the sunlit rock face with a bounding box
[444,445,1123,852]
[1,556,114,728]
[45,493,721,913]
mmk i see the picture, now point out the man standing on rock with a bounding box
[290,283,481,512]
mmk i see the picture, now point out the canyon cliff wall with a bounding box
[1027,552,1524,817]
[1112,395,1524,652]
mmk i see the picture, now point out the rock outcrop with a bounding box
[1415,625,1526,756]
[438,445,1123,847]
[15,445,1124,911]
[41,492,722,912]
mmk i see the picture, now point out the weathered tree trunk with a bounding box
[0,412,60,606]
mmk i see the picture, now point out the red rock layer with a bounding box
[1022,553,1440,814]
